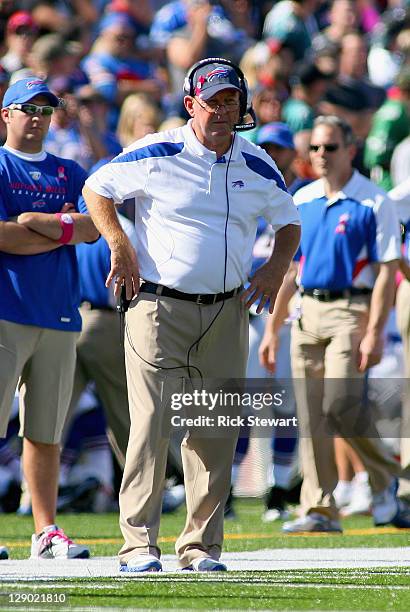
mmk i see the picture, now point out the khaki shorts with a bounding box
[0,320,78,444]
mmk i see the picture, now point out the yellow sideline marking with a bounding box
[4,527,409,548]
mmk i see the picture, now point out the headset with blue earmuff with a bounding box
[183,57,256,131]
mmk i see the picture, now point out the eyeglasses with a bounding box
[309,143,340,153]
[8,103,54,116]
[194,97,240,114]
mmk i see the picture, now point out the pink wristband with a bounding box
[55,212,74,244]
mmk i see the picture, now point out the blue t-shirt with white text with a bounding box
[0,148,87,331]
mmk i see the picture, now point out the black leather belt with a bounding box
[302,288,372,302]
[140,282,243,305]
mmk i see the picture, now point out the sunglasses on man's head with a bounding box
[8,103,54,116]
[309,143,340,153]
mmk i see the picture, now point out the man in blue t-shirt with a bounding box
[0,78,99,560]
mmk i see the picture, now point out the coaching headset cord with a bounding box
[120,133,236,389]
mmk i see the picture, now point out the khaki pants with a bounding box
[395,281,410,494]
[291,295,400,520]
[66,308,130,466]
[0,320,78,444]
[119,292,248,567]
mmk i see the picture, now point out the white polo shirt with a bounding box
[86,121,299,293]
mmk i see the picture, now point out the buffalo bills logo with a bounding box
[232,180,244,189]
[206,68,230,81]
[195,68,231,95]
[32,200,46,209]
[29,171,41,180]
[26,80,45,89]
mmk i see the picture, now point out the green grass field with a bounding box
[0,499,409,611]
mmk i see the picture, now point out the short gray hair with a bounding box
[313,115,355,146]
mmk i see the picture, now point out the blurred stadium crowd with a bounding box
[1,0,410,522]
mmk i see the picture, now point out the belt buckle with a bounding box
[313,288,329,300]
[196,294,205,305]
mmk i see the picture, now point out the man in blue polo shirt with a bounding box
[0,78,98,559]
[260,114,410,532]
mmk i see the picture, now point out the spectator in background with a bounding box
[106,0,154,32]
[151,0,253,103]
[312,37,341,76]
[23,0,98,32]
[28,33,85,87]
[282,62,332,135]
[82,11,162,127]
[256,122,297,187]
[364,66,410,190]
[312,0,359,51]
[0,1,18,47]
[45,85,121,171]
[367,5,409,88]
[116,92,162,147]
[0,11,38,75]
[240,39,294,91]
[338,32,386,109]
[263,0,319,62]
[319,80,374,176]
[242,84,286,143]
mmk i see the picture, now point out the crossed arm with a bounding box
[0,204,99,255]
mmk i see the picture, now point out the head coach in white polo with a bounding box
[83,58,300,573]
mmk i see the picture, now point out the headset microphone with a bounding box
[184,57,256,132]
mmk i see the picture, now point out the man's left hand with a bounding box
[357,331,384,372]
[241,262,285,314]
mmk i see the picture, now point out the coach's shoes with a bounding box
[184,557,227,572]
[120,554,162,573]
[30,525,90,559]
[283,512,343,533]
[373,479,410,528]
[0,545,8,560]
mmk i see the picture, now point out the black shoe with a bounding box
[224,487,236,520]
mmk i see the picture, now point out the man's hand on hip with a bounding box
[242,261,286,314]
